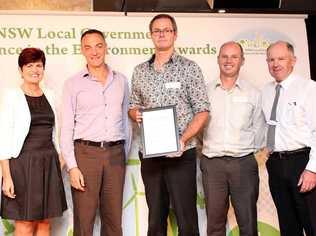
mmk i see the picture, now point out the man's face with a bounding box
[266,43,296,82]
[150,18,177,52]
[81,33,107,68]
[217,43,244,78]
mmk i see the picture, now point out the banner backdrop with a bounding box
[0,11,310,236]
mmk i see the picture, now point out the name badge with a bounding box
[232,96,248,103]
[165,82,181,89]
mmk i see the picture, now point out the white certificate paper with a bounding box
[141,105,180,158]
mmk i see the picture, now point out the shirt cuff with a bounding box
[305,154,316,173]
[65,157,78,171]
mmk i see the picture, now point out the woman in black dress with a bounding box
[0,48,67,236]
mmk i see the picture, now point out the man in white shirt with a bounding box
[201,41,265,236]
[262,41,316,236]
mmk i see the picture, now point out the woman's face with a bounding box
[19,60,44,85]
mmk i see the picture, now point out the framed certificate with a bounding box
[140,105,180,158]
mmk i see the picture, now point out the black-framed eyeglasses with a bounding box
[151,28,175,36]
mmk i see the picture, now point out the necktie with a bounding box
[267,84,281,151]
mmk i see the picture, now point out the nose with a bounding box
[225,57,233,63]
[272,60,280,68]
[158,33,165,38]
[91,47,98,55]
[31,66,38,73]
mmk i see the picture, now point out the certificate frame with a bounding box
[140,105,180,158]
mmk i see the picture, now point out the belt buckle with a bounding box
[100,141,104,148]
[278,152,283,159]
[278,152,287,160]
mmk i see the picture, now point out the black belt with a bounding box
[270,147,310,160]
[75,139,125,148]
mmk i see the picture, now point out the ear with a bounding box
[174,31,178,41]
[241,56,245,66]
[18,67,23,78]
[291,56,297,67]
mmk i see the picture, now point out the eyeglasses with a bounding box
[151,28,175,36]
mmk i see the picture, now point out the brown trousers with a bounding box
[72,142,126,236]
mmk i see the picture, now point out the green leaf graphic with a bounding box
[196,192,205,209]
[67,227,73,236]
[167,209,178,236]
[2,219,15,236]
[127,159,141,166]
[123,173,145,236]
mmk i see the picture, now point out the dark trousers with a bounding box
[139,148,199,236]
[200,154,259,236]
[266,148,316,236]
[72,142,126,236]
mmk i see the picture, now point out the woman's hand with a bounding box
[2,176,16,198]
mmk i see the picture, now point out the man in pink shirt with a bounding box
[60,29,130,236]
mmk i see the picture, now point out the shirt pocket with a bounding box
[282,102,305,127]
[232,97,254,129]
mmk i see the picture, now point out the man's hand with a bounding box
[69,167,85,191]
[2,176,16,199]
[167,139,185,158]
[298,170,316,193]
[255,147,269,166]
[128,108,143,123]
[135,109,142,123]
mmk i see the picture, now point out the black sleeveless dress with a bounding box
[0,94,67,220]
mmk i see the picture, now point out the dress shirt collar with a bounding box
[81,64,114,83]
[148,51,177,65]
[275,73,297,90]
[214,77,245,91]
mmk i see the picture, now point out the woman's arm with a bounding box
[0,160,16,198]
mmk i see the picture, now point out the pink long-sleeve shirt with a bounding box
[60,66,130,170]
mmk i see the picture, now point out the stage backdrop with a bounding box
[0,11,310,236]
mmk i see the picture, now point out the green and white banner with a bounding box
[0,11,310,236]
